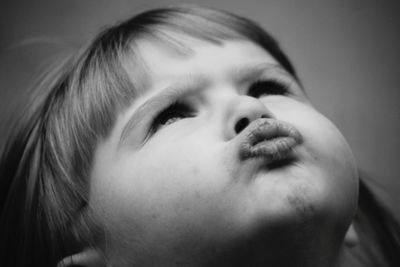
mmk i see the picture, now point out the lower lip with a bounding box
[240,136,298,163]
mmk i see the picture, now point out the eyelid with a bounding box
[248,76,292,98]
[143,100,195,142]
[154,101,192,125]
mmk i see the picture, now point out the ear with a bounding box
[344,223,359,247]
[57,248,106,267]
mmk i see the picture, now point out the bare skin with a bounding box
[89,39,359,267]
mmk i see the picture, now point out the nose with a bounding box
[224,96,274,140]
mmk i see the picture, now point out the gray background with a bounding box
[1,0,399,215]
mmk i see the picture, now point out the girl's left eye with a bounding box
[151,102,195,132]
[247,80,289,98]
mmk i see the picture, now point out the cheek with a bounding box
[285,103,359,218]
[268,98,358,184]
[297,106,358,182]
[265,98,358,220]
[89,133,245,256]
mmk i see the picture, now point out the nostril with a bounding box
[235,117,250,134]
[261,114,268,119]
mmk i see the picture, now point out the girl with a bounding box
[0,5,399,267]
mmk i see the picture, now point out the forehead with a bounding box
[133,37,279,88]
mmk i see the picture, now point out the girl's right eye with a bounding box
[151,102,195,132]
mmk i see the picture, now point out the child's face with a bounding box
[90,38,359,265]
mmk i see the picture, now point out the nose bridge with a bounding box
[224,95,273,140]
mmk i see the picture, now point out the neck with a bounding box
[202,221,345,267]
[107,219,345,267]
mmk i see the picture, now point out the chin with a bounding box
[250,157,352,226]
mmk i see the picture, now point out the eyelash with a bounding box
[247,80,290,98]
[148,80,290,136]
[151,101,195,133]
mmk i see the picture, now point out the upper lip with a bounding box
[238,118,303,162]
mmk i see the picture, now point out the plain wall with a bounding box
[1,0,399,214]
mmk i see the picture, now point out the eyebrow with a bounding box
[118,63,289,147]
[118,76,208,147]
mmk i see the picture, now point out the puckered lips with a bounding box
[239,118,303,165]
